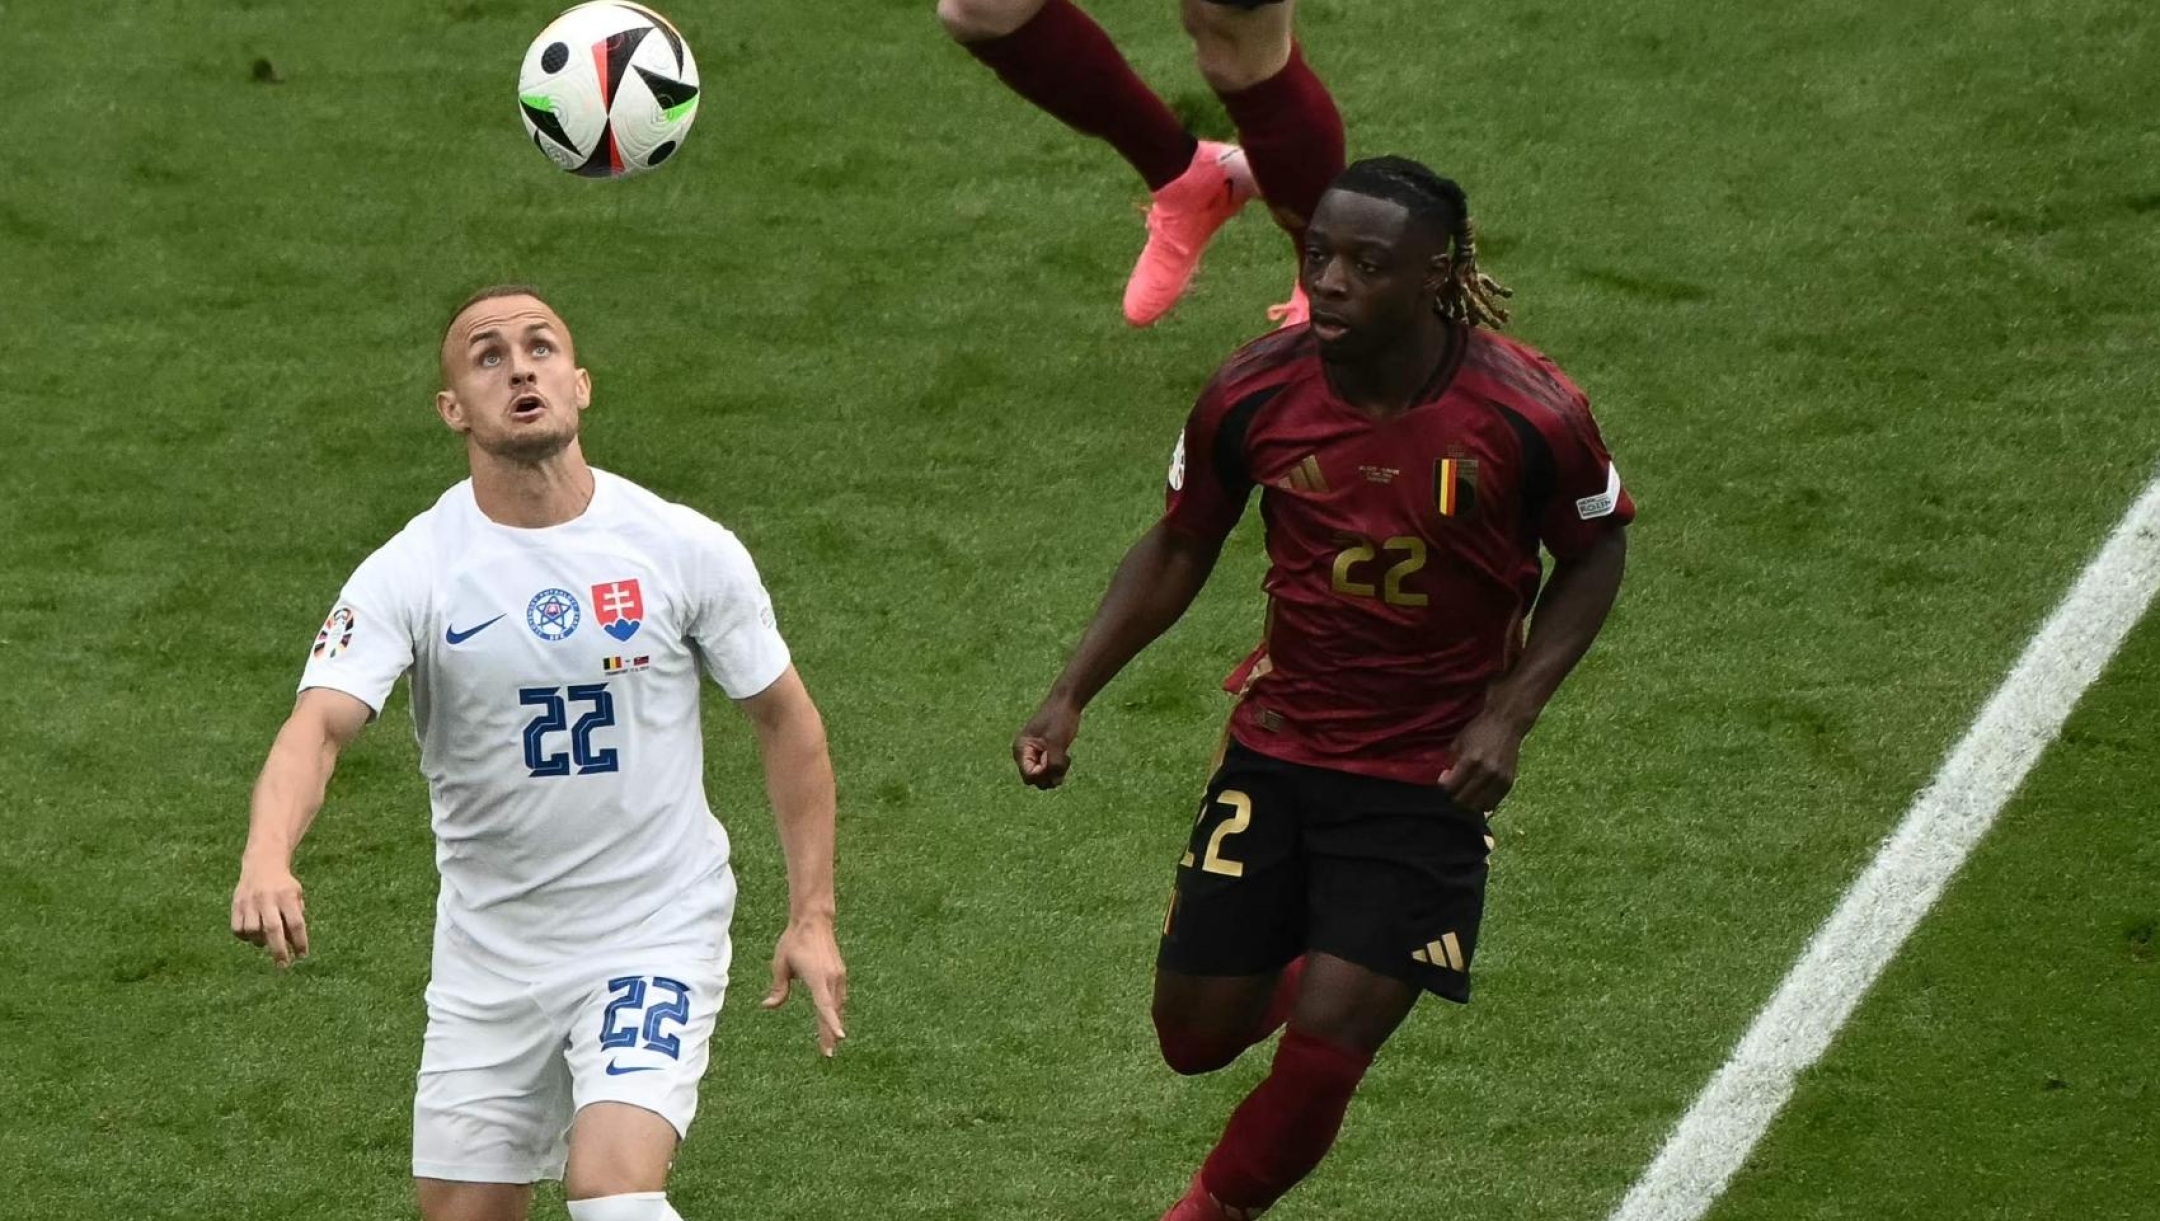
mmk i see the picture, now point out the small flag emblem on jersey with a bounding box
[593,579,644,642]
[602,655,652,674]
[1436,457,1479,518]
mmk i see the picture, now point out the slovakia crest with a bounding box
[593,578,644,642]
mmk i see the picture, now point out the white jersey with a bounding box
[298,468,789,972]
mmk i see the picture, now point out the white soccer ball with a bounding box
[517,2,700,178]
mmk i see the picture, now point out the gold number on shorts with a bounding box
[1180,789,1253,878]
[1332,535,1428,607]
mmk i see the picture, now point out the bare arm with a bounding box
[1443,525,1629,811]
[1014,520,1226,788]
[232,687,372,966]
[738,666,847,1056]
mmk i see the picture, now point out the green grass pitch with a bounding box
[1,1,2155,1217]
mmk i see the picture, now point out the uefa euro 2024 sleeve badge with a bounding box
[312,606,357,659]
[526,587,582,642]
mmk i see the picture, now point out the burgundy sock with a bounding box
[963,0,1197,191]
[1199,1027,1373,1211]
[1215,44,1346,244]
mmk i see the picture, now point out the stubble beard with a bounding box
[478,418,579,467]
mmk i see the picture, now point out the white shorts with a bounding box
[411,928,731,1183]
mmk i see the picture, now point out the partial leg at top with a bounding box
[940,0,1197,192]
[1184,0,1341,327]
[1181,0,1296,93]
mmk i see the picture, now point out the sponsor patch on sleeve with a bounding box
[1575,462,1623,520]
[1167,431,1187,492]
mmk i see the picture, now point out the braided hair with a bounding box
[1329,157,1512,329]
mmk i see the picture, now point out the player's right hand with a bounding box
[1014,698,1081,789]
[232,857,309,968]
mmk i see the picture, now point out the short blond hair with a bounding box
[443,283,555,341]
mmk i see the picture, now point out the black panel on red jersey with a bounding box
[1214,384,1288,496]
[1493,405,1555,551]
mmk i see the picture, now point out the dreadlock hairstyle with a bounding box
[1329,156,1513,329]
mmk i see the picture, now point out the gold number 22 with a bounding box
[1179,790,1254,877]
[1331,536,1428,607]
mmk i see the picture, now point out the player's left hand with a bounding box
[1440,713,1526,812]
[763,916,847,1058]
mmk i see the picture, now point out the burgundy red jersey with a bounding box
[1162,324,1634,785]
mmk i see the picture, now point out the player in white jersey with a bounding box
[231,286,846,1221]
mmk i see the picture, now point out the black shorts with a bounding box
[1157,742,1492,1003]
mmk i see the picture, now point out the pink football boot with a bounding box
[1123,141,1258,327]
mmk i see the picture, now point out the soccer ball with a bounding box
[517,3,700,178]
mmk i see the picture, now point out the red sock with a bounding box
[963,0,1197,191]
[1198,1027,1373,1212]
[1214,44,1346,245]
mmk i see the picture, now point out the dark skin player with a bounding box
[1013,180,1628,1060]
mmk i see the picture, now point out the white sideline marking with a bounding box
[1609,469,2160,1221]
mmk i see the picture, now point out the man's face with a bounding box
[436,295,591,462]
[1300,190,1449,363]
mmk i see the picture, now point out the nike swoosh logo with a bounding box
[605,1062,661,1076]
[445,615,506,645]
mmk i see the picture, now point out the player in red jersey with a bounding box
[1014,156,1632,1218]
[936,0,1342,327]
